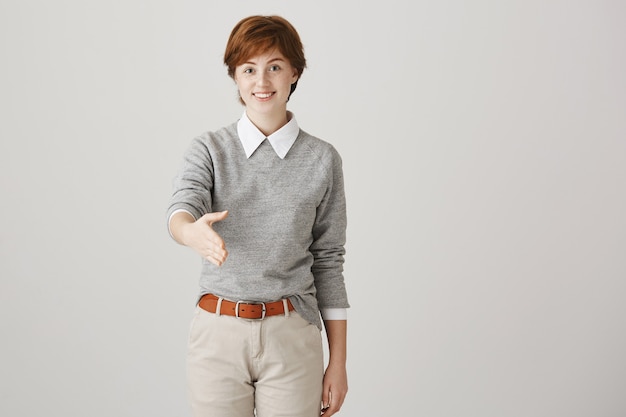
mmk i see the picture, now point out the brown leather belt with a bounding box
[198,293,294,320]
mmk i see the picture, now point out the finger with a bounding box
[321,389,330,411]
[206,256,223,267]
[323,402,340,416]
[204,232,226,250]
[327,399,343,415]
[205,251,228,266]
[202,210,229,226]
[204,247,228,265]
[322,389,346,417]
[321,403,339,417]
[201,213,228,248]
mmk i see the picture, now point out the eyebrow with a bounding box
[242,57,285,66]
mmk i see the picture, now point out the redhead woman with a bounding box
[167,15,350,417]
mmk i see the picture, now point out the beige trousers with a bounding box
[187,306,324,417]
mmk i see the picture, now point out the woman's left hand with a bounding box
[321,362,348,416]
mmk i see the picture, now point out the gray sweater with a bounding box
[167,122,349,329]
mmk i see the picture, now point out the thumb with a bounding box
[321,387,330,410]
[202,210,229,226]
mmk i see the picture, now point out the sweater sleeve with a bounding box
[166,136,215,228]
[310,145,350,309]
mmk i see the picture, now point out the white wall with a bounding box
[1,1,625,416]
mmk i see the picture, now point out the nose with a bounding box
[256,71,269,87]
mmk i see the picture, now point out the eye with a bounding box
[243,68,254,74]
[269,65,280,72]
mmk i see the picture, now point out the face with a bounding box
[234,49,299,118]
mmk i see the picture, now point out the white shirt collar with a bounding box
[236,111,300,159]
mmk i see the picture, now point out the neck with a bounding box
[246,109,289,136]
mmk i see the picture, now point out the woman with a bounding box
[167,15,349,417]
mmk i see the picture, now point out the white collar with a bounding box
[236,111,300,159]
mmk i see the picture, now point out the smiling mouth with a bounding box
[254,92,274,99]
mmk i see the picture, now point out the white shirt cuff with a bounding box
[320,308,347,320]
[167,209,196,239]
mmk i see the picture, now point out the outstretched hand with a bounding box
[181,211,229,266]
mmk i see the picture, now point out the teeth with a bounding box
[255,93,272,98]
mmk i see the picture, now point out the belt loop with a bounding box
[216,297,223,317]
[282,299,290,317]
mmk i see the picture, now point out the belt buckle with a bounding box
[235,300,266,320]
